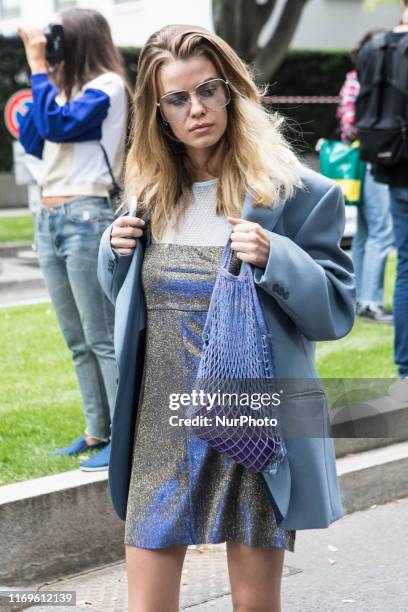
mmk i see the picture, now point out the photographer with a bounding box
[18,8,130,471]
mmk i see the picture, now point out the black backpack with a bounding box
[355,31,408,166]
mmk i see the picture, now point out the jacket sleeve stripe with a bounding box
[30,73,110,143]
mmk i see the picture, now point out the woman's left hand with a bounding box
[18,28,48,74]
[228,217,270,269]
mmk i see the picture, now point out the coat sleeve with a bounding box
[18,104,44,159]
[29,73,110,142]
[253,183,356,341]
[97,219,135,305]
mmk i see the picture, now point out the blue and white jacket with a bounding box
[19,71,127,198]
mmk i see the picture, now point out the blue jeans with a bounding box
[352,166,394,307]
[36,196,117,440]
[389,187,408,377]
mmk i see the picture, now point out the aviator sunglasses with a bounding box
[157,78,231,124]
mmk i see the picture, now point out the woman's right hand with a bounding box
[110,215,145,256]
[18,28,48,74]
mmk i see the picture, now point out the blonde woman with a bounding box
[98,25,355,612]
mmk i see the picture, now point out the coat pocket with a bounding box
[277,390,329,439]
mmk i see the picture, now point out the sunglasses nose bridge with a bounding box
[159,80,229,123]
[189,89,206,113]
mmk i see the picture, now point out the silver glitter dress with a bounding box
[124,179,295,551]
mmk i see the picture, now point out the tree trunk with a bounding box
[256,0,310,80]
[214,0,278,61]
[213,0,310,81]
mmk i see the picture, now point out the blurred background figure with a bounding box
[337,30,394,324]
[355,0,408,390]
[18,8,130,471]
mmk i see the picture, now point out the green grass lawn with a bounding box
[317,319,395,378]
[317,255,396,378]
[0,303,85,485]
[0,215,34,244]
[0,256,397,485]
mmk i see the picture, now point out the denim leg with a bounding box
[358,167,394,307]
[351,204,368,304]
[65,242,117,427]
[36,199,116,440]
[389,187,408,377]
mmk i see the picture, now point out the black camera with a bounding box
[0,23,64,65]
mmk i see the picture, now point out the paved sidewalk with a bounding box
[0,208,31,218]
[9,496,406,612]
[0,251,49,308]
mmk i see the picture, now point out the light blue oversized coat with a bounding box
[97,166,356,530]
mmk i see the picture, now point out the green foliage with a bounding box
[269,50,353,153]
[0,42,30,172]
[119,47,139,87]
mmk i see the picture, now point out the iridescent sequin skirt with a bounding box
[124,244,295,551]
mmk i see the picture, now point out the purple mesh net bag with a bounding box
[186,237,287,474]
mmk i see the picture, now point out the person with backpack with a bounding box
[18,8,130,471]
[355,1,408,384]
[337,31,394,323]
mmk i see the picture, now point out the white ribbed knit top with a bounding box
[152,178,232,247]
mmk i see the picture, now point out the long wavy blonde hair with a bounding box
[125,24,303,239]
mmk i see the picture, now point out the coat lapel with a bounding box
[241,192,285,232]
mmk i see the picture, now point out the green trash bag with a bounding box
[318,138,366,206]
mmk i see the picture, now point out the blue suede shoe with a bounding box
[79,442,111,471]
[48,436,108,456]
